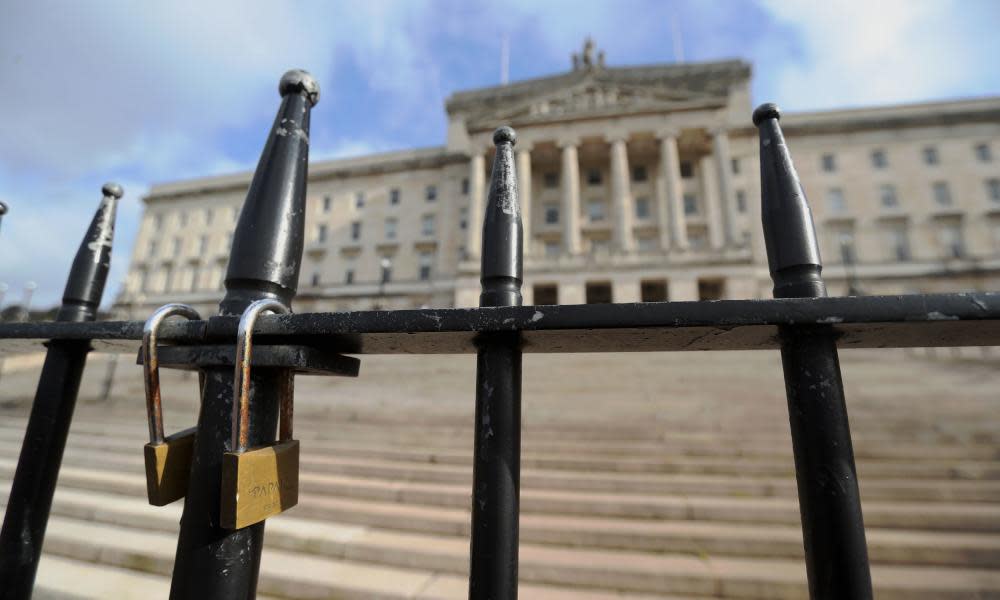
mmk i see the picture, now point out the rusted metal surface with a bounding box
[233,299,289,452]
[142,304,202,444]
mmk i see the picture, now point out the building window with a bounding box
[459,206,468,230]
[148,240,158,258]
[311,272,320,287]
[230,206,239,223]
[976,143,993,163]
[933,181,952,206]
[587,199,605,222]
[350,221,361,241]
[544,241,560,258]
[322,195,332,213]
[205,208,214,225]
[172,237,182,257]
[585,281,613,304]
[425,185,437,201]
[461,178,470,195]
[938,221,965,258]
[586,168,602,186]
[533,284,558,305]
[544,204,559,224]
[687,227,708,249]
[871,149,888,169]
[985,178,1000,203]
[345,269,354,284]
[731,158,741,175]
[418,252,434,281]
[826,188,846,213]
[879,184,898,209]
[637,235,657,253]
[923,146,940,165]
[152,214,163,231]
[886,223,911,261]
[380,260,393,284]
[641,279,668,302]
[634,196,651,219]
[736,190,747,213]
[821,154,836,173]
[198,235,208,254]
[632,166,648,182]
[697,279,725,301]
[679,161,694,179]
[355,192,365,209]
[683,193,698,215]
[316,224,327,243]
[384,218,397,240]
[543,172,559,188]
[389,188,401,205]
[179,213,189,227]
[421,214,436,236]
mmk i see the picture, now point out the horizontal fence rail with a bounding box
[0,293,997,355]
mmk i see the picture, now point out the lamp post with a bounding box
[839,235,863,296]
[19,281,37,322]
[377,256,392,309]
[0,201,8,235]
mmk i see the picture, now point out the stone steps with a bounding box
[26,514,697,599]
[5,424,999,502]
[6,487,1000,599]
[10,480,1000,572]
[8,415,998,461]
[6,416,1000,487]
[3,447,998,534]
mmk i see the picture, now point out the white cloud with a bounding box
[753,0,1000,110]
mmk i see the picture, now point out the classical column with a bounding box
[657,129,687,250]
[700,154,725,249]
[559,139,582,254]
[608,134,635,252]
[712,128,738,246]
[516,143,533,255]
[466,150,486,259]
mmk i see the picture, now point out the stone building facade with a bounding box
[119,44,1000,315]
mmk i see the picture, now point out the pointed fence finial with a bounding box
[479,126,522,308]
[754,103,826,299]
[57,182,122,322]
[223,69,319,313]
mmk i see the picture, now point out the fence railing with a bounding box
[1,70,998,600]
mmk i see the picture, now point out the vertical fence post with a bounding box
[468,126,523,600]
[754,103,873,600]
[168,70,317,600]
[0,183,122,599]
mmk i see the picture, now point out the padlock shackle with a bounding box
[232,298,290,453]
[143,304,202,444]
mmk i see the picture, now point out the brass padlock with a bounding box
[220,298,299,529]
[143,303,204,506]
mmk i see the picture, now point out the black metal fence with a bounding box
[1,70,998,600]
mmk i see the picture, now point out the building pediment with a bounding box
[466,78,724,131]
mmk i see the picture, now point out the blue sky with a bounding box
[1,0,998,309]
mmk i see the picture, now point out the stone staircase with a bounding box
[1,350,998,598]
